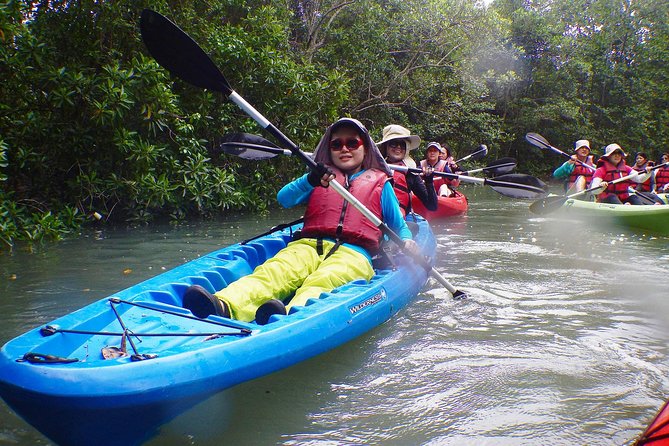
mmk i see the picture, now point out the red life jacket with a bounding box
[420,159,450,191]
[391,168,411,217]
[568,156,595,186]
[300,167,388,254]
[633,164,652,192]
[655,166,669,191]
[595,160,633,201]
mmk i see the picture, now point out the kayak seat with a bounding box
[209,260,254,284]
[136,290,181,306]
[228,247,259,266]
[244,239,289,263]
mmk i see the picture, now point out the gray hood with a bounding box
[311,118,392,177]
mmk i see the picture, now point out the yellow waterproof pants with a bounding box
[214,238,374,322]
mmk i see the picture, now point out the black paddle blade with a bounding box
[529,195,569,214]
[223,132,278,148]
[140,9,232,94]
[485,157,516,176]
[456,144,488,164]
[217,133,283,160]
[525,132,551,150]
[470,144,488,161]
[487,174,549,199]
[218,143,280,160]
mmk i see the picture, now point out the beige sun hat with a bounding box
[377,125,421,151]
[574,139,590,152]
[603,143,626,158]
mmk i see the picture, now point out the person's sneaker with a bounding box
[183,285,230,318]
[255,299,287,325]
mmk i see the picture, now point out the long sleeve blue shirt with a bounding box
[277,170,412,261]
[553,161,575,179]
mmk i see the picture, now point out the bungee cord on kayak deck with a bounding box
[21,298,253,365]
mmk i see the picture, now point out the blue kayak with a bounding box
[0,216,436,446]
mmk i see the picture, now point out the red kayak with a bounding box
[412,190,468,220]
[636,400,669,445]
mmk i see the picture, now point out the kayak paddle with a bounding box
[140,9,466,298]
[217,137,546,199]
[459,157,516,176]
[389,165,548,200]
[525,132,596,172]
[455,144,488,164]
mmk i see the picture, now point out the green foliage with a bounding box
[490,0,669,173]
[0,139,7,182]
[0,1,312,247]
[311,0,504,155]
[2,0,669,249]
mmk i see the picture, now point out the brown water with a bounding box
[1,186,667,445]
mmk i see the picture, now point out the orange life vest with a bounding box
[595,161,633,201]
[655,166,669,191]
[300,167,388,254]
[568,156,595,186]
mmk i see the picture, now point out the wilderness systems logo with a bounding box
[349,289,386,315]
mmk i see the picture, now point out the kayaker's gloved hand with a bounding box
[402,239,421,257]
[421,166,434,182]
[308,162,335,188]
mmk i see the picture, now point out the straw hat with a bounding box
[603,143,626,158]
[377,125,421,151]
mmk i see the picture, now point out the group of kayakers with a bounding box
[183,118,461,325]
[552,139,669,205]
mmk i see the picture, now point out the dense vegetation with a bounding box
[1,0,668,249]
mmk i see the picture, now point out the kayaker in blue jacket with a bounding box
[182,118,418,324]
[552,139,595,191]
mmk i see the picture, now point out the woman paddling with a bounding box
[182,118,418,324]
[377,124,437,215]
[590,143,651,205]
[552,139,595,192]
[420,142,460,197]
[438,142,460,173]
[654,153,669,193]
[631,152,655,193]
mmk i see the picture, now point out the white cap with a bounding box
[603,143,626,158]
[574,139,590,151]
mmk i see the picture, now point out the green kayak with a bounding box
[559,197,669,235]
